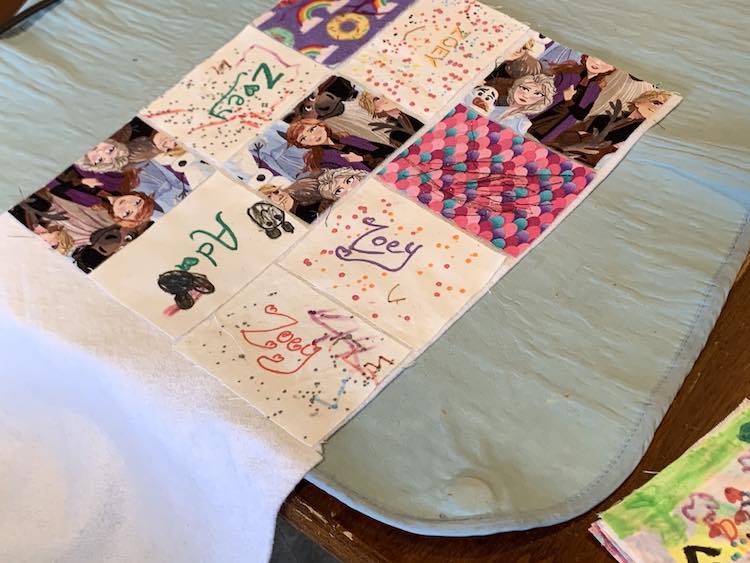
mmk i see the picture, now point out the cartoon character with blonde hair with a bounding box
[487,74,556,134]
[551,89,672,166]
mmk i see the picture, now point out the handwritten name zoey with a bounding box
[425,23,470,67]
[335,217,422,272]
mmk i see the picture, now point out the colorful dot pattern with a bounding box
[379,104,596,257]
[281,177,504,348]
[177,265,409,446]
[142,27,328,164]
[338,0,528,119]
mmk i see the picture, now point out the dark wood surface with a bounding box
[280,255,750,562]
[0,0,26,25]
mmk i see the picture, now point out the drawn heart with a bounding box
[244,84,260,97]
[708,522,723,538]
[726,487,743,504]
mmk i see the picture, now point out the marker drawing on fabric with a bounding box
[334,216,423,272]
[176,265,410,445]
[142,26,328,163]
[380,104,596,258]
[90,174,305,338]
[338,0,529,118]
[592,400,750,562]
[281,177,505,348]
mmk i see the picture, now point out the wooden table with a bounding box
[280,255,750,562]
[0,0,26,25]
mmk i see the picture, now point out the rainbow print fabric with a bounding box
[254,0,415,66]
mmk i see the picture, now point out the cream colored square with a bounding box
[92,173,305,338]
[177,265,410,445]
[280,178,505,348]
[141,26,329,164]
[338,0,528,120]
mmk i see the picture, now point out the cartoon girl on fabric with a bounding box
[528,55,616,143]
[550,89,671,166]
[285,118,393,173]
[47,168,157,230]
[258,167,368,224]
[479,74,556,135]
[484,38,546,100]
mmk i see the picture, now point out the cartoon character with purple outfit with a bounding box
[528,54,616,143]
[284,118,393,172]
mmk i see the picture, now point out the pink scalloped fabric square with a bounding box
[379,104,596,257]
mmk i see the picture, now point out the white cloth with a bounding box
[0,215,321,562]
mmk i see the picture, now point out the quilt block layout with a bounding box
[10,117,211,274]
[91,173,305,337]
[178,265,410,445]
[6,3,681,445]
[463,30,679,169]
[281,177,504,348]
[339,0,529,120]
[224,75,424,224]
[142,26,329,164]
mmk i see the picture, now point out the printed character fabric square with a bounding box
[9,117,211,274]
[91,173,305,338]
[338,0,528,120]
[141,26,329,165]
[224,75,424,224]
[177,265,410,445]
[280,177,505,348]
[464,30,680,168]
[379,104,596,257]
[253,0,416,67]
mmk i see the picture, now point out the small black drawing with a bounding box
[158,270,215,310]
[247,202,294,239]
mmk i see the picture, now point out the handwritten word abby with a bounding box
[335,217,422,272]
[240,305,321,375]
[175,211,238,271]
[425,24,469,67]
[209,63,284,120]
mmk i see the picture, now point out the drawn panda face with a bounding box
[247,202,295,240]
